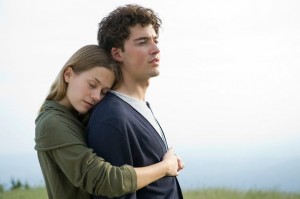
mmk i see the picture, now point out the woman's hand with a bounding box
[176,155,185,172]
[162,147,184,176]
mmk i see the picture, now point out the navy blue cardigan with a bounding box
[87,93,183,199]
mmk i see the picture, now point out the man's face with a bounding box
[119,24,160,82]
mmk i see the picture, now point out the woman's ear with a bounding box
[63,67,74,83]
[111,47,123,62]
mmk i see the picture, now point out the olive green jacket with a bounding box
[35,101,137,199]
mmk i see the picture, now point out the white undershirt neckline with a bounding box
[110,90,167,146]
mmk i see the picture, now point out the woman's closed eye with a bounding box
[89,82,97,88]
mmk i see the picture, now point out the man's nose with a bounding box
[151,42,160,55]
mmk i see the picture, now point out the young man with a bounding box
[87,4,184,199]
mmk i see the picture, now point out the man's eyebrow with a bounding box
[133,36,158,42]
[134,37,149,41]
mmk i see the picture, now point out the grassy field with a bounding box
[183,188,300,199]
[0,187,299,199]
[0,187,47,199]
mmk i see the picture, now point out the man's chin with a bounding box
[152,70,160,77]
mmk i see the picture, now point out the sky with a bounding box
[1,0,300,191]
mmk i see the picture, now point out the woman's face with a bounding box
[60,66,115,114]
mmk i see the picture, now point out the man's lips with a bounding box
[149,57,160,64]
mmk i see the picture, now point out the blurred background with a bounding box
[0,0,299,192]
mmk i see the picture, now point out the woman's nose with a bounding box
[91,91,101,103]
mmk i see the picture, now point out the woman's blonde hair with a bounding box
[39,45,120,112]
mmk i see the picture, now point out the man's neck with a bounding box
[114,80,149,101]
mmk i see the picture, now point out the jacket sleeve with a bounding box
[38,116,137,198]
[87,121,137,199]
[51,144,137,197]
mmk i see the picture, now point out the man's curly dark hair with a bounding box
[97,4,162,54]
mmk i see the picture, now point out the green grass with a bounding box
[183,188,300,199]
[0,187,47,199]
[0,187,299,199]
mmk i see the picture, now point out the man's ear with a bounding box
[111,47,123,62]
[63,67,74,83]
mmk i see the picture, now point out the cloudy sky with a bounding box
[1,0,300,189]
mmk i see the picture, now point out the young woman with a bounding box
[34,45,181,199]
